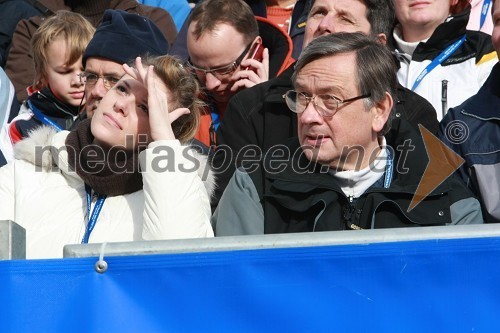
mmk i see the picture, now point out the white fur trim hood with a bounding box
[13,126,217,198]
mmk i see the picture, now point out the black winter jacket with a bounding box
[212,119,482,235]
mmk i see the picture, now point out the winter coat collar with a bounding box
[264,118,448,194]
[28,87,80,119]
[259,119,454,230]
[13,126,217,198]
[416,8,469,54]
[458,62,500,120]
[390,7,472,63]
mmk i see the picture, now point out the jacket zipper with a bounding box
[343,195,364,230]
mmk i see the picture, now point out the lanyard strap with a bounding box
[81,184,107,244]
[411,35,467,91]
[209,103,220,147]
[210,103,221,131]
[383,148,393,189]
[27,100,64,132]
[480,0,492,31]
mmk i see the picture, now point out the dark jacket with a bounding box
[439,62,500,223]
[212,65,439,208]
[246,0,309,60]
[5,0,177,103]
[9,87,79,143]
[0,0,49,68]
[212,118,482,235]
[170,0,310,61]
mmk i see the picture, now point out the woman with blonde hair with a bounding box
[0,55,215,259]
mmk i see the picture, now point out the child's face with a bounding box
[44,38,85,107]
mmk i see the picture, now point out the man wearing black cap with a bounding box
[77,9,168,122]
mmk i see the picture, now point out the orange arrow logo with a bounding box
[408,125,465,212]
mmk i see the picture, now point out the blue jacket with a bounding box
[439,62,500,223]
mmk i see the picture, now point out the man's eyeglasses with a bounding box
[78,72,122,90]
[283,90,371,118]
[186,42,253,80]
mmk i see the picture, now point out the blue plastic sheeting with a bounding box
[1,236,500,333]
[137,0,191,31]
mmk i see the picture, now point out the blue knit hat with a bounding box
[82,9,168,67]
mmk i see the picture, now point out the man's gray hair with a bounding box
[292,32,398,134]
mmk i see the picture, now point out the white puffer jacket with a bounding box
[0,127,215,259]
[392,9,498,121]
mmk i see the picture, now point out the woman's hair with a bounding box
[31,10,95,89]
[142,55,203,143]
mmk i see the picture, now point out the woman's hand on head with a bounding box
[124,57,190,142]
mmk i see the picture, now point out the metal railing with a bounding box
[64,223,500,258]
[3,219,500,260]
[0,220,26,259]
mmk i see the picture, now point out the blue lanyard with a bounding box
[81,184,107,244]
[411,35,466,91]
[480,0,492,31]
[383,148,393,189]
[27,100,64,132]
[210,103,221,131]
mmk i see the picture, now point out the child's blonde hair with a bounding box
[31,10,95,90]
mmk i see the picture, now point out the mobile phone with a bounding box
[244,43,264,71]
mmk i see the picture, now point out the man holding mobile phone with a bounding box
[186,0,294,148]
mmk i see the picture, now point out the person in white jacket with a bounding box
[391,0,497,120]
[0,55,215,259]
[466,0,493,34]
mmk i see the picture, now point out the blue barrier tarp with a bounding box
[1,236,500,332]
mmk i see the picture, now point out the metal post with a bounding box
[0,220,26,260]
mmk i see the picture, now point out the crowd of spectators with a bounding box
[0,0,497,258]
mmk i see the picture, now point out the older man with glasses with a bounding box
[212,32,482,235]
[210,0,443,213]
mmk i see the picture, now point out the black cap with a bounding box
[82,9,168,67]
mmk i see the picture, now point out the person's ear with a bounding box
[371,91,393,133]
[32,78,46,92]
[376,33,387,45]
